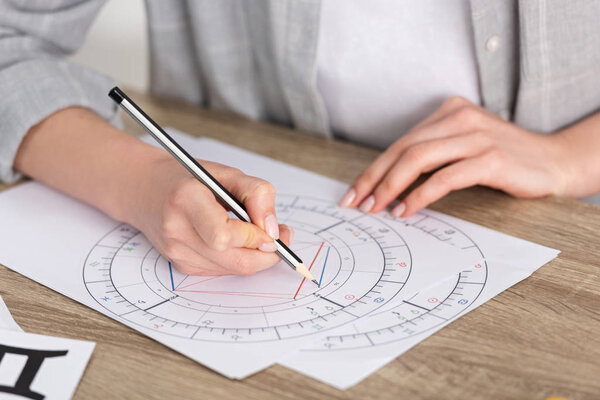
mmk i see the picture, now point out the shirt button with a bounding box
[485,35,501,52]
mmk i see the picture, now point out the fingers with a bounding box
[168,224,294,276]
[343,98,488,209]
[396,156,491,217]
[217,167,280,240]
[368,132,492,212]
[166,178,275,253]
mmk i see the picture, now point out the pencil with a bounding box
[108,87,319,287]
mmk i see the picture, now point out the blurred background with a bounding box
[69,1,600,204]
[69,0,149,92]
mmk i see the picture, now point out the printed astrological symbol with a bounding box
[344,294,355,300]
[323,342,335,349]
[373,297,385,303]
[393,312,406,321]
[153,324,163,329]
[101,296,110,302]
[312,324,324,330]
[427,297,438,303]
[89,261,99,267]
[231,335,242,341]
[444,229,455,235]
[0,344,68,400]
[474,263,483,269]
[201,320,214,326]
[458,299,469,305]
[379,228,389,233]
[396,262,407,268]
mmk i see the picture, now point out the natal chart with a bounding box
[83,195,417,343]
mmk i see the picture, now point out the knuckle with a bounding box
[379,177,399,195]
[207,227,231,251]
[433,170,454,189]
[454,105,480,125]
[226,166,243,177]
[163,240,183,262]
[357,170,378,187]
[485,149,506,172]
[252,180,276,197]
[217,165,244,181]
[159,217,179,240]
[405,143,427,164]
[443,96,470,109]
[409,187,427,206]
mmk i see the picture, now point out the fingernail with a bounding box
[288,227,295,243]
[264,213,279,239]
[391,202,406,218]
[259,241,278,252]
[358,195,375,213]
[339,188,356,208]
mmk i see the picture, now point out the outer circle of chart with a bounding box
[314,212,488,351]
[83,195,414,342]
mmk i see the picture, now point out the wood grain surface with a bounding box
[1,91,598,400]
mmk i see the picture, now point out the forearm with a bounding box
[552,111,600,198]
[13,107,164,223]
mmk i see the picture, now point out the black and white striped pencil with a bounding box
[108,86,319,287]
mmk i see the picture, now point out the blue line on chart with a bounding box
[168,261,175,291]
[175,274,189,290]
[319,247,331,286]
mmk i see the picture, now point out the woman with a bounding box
[1,0,599,276]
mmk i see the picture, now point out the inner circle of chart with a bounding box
[83,195,414,342]
[149,225,346,308]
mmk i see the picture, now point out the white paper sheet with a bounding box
[280,210,559,389]
[0,130,472,379]
[0,330,94,400]
[0,296,22,332]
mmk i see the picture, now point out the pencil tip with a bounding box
[312,279,320,287]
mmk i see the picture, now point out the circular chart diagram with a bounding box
[83,195,415,342]
[306,212,488,351]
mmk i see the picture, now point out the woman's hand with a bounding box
[339,96,573,217]
[14,107,292,277]
[127,154,292,276]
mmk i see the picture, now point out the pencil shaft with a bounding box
[109,87,306,275]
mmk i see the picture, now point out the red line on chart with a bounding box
[293,241,325,300]
[174,290,291,300]
[175,276,221,291]
[291,242,328,253]
[175,290,294,295]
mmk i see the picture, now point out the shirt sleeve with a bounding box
[0,0,121,184]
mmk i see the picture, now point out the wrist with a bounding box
[546,130,594,197]
[107,140,167,226]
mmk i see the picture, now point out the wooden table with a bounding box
[1,91,599,400]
